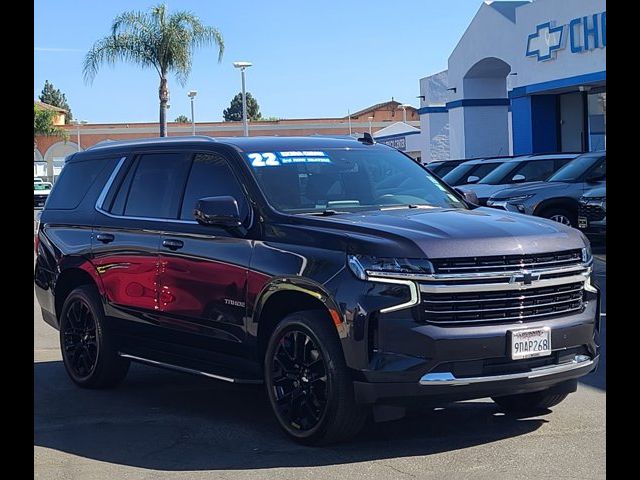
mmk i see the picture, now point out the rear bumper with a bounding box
[354,354,597,405]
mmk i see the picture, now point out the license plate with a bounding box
[578,216,588,229]
[510,327,551,360]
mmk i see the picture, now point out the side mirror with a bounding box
[194,196,242,228]
[586,173,605,183]
[466,175,480,184]
[455,188,479,205]
[512,174,526,183]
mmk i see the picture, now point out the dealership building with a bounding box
[416,0,606,162]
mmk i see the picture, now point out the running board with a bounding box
[118,352,263,384]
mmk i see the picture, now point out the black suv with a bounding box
[35,136,600,445]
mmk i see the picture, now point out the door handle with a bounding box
[95,233,115,244]
[162,239,184,250]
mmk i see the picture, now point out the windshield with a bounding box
[243,148,466,213]
[429,161,459,177]
[547,154,605,182]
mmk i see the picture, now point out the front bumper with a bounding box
[354,354,597,405]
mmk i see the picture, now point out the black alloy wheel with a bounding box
[264,310,367,445]
[270,329,329,432]
[59,286,130,388]
[61,298,99,380]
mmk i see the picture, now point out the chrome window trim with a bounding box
[419,355,597,386]
[368,276,420,313]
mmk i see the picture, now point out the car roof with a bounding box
[502,153,580,162]
[82,135,384,156]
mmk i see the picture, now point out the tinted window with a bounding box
[46,158,113,210]
[548,154,605,182]
[511,159,556,182]
[244,148,465,213]
[180,153,248,220]
[431,162,460,177]
[122,153,191,218]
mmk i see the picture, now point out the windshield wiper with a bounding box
[299,209,344,216]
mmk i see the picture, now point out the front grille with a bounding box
[421,282,584,325]
[579,203,605,221]
[431,249,582,274]
[34,195,48,207]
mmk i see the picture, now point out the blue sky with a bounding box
[34,0,481,123]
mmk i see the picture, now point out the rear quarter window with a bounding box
[46,158,113,210]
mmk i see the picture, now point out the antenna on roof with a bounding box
[357,132,375,145]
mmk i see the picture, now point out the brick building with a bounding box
[34,100,419,181]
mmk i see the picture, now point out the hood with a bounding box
[292,207,587,259]
[458,181,540,200]
[490,181,571,200]
[583,185,606,198]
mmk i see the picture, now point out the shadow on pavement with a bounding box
[35,360,547,471]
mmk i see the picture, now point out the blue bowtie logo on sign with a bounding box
[526,22,564,61]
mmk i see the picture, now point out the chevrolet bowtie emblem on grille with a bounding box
[509,270,540,286]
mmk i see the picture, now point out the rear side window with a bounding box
[179,153,248,220]
[115,153,191,219]
[46,158,112,210]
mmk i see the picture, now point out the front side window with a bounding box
[180,153,248,221]
[243,148,466,214]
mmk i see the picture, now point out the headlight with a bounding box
[347,255,434,280]
[503,194,534,203]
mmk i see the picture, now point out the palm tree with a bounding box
[83,4,224,137]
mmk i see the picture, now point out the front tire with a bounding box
[264,310,367,445]
[59,285,130,389]
[541,207,576,227]
[492,390,569,413]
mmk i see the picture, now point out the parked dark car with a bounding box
[34,136,600,445]
[425,158,470,177]
[578,186,606,237]
[458,153,579,205]
[442,156,512,187]
[486,152,606,227]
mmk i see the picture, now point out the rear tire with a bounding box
[492,390,569,413]
[540,207,576,227]
[59,285,130,389]
[264,310,367,445]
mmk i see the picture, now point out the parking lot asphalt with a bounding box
[34,257,606,480]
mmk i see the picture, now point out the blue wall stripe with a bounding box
[417,106,448,114]
[446,98,511,109]
[509,70,606,98]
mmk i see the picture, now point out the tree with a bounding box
[223,92,261,122]
[38,80,73,124]
[83,4,224,137]
[174,115,190,123]
[34,105,68,153]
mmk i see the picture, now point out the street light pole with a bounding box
[188,90,198,136]
[233,61,253,136]
[72,120,88,151]
[368,116,374,135]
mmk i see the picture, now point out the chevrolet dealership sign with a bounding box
[526,11,606,61]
